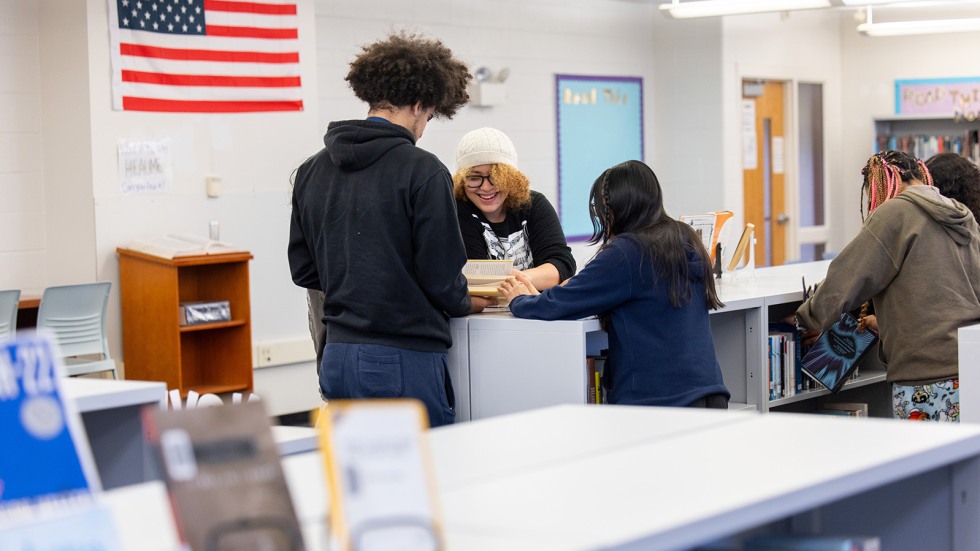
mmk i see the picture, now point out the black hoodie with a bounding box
[288,119,472,352]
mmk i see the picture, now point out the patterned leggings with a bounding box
[892,379,959,422]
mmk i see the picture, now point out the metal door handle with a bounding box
[776,213,790,224]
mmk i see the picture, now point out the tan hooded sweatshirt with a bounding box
[797,185,980,385]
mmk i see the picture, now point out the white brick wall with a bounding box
[312,0,659,267]
[0,0,45,291]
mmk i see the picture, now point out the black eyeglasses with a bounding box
[464,174,495,189]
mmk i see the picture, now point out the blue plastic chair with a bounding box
[0,289,20,341]
[36,282,117,379]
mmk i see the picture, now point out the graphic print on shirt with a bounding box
[477,216,534,270]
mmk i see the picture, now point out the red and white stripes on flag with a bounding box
[107,0,303,113]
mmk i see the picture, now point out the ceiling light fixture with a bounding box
[840,0,930,5]
[857,5,980,36]
[659,0,831,19]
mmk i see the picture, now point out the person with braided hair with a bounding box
[498,160,730,408]
[796,150,980,422]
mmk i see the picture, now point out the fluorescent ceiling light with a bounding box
[858,17,980,35]
[840,0,928,5]
[660,0,831,19]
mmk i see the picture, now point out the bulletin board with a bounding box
[556,74,644,240]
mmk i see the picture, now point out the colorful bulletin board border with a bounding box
[556,75,644,241]
[895,77,980,119]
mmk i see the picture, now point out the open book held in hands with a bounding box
[124,234,244,259]
[463,259,514,297]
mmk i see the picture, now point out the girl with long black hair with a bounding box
[499,160,730,408]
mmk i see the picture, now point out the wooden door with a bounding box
[742,81,787,267]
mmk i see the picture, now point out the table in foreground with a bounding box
[102,404,980,550]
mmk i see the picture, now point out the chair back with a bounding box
[0,289,20,340]
[37,282,111,358]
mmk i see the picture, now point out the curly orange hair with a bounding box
[453,163,532,211]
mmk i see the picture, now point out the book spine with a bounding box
[783,335,794,398]
[587,357,596,405]
[775,334,783,399]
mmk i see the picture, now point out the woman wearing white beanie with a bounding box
[453,127,575,290]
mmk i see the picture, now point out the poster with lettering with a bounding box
[0,334,100,507]
[117,138,173,195]
[896,77,980,120]
[556,75,643,239]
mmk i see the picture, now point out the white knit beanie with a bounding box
[455,127,518,172]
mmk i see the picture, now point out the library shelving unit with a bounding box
[463,313,607,421]
[454,260,892,421]
[117,248,254,397]
[873,114,980,162]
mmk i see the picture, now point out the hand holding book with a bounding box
[797,278,879,393]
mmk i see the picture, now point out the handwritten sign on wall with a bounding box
[556,75,644,240]
[117,139,173,195]
[896,77,980,120]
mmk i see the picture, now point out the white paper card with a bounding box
[320,401,439,551]
[772,136,785,174]
[742,99,758,170]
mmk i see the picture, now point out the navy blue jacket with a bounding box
[288,120,472,352]
[508,234,729,407]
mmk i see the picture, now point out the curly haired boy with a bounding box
[289,32,491,428]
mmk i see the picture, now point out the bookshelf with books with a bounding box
[873,115,980,163]
[459,260,896,419]
[117,247,254,397]
[761,287,889,417]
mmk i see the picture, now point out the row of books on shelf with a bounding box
[875,130,980,163]
[767,324,864,401]
[587,354,607,405]
[768,325,810,400]
[818,402,869,418]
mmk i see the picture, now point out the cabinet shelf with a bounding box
[178,319,247,333]
[769,370,887,407]
[117,247,254,397]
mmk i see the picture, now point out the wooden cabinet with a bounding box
[117,248,253,396]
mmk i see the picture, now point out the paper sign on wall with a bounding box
[896,77,980,119]
[742,100,758,170]
[772,136,785,175]
[317,400,440,551]
[117,139,173,195]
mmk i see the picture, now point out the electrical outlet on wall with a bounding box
[253,339,315,368]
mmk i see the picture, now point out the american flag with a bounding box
[107,0,302,113]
